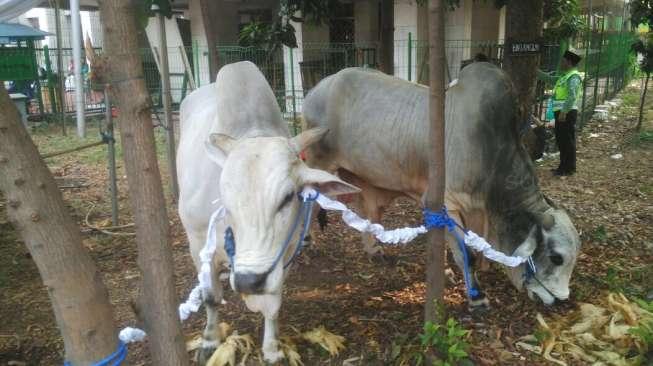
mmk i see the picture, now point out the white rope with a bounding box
[179,204,226,321]
[301,187,528,268]
[176,188,528,325]
[119,327,147,343]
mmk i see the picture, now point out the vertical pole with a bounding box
[71,0,85,137]
[580,0,593,126]
[425,0,446,322]
[157,10,180,201]
[408,32,413,82]
[54,0,66,135]
[289,47,298,135]
[44,46,58,115]
[105,85,119,226]
[30,41,45,117]
[593,0,606,108]
[193,40,200,87]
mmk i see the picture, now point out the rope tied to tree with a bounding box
[423,207,479,298]
[62,328,144,366]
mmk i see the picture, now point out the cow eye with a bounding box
[550,254,563,266]
[278,191,295,212]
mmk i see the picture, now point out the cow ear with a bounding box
[299,167,360,197]
[513,227,537,258]
[290,127,328,154]
[204,133,236,166]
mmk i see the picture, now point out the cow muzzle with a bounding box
[233,271,268,294]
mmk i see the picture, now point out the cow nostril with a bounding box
[233,272,267,294]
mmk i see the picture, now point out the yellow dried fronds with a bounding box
[186,335,203,352]
[206,333,255,366]
[516,293,651,365]
[218,322,233,341]
[207,340,237,366]
[301,326,346,356]
[280,336,304,366]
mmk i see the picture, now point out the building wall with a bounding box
[354,0,379,45]
[470,2,501,42]
[145,15,188,103]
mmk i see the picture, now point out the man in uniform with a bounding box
[538,49,583,176]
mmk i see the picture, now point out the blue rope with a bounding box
[223,190,319,272]
[423,207,479,298]
[284,192,318,268]
[224,227,235,269]
[64,341,127,366]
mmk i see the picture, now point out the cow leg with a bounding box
[445,210,489,309]
[461,210,492,272]
[243,294,284,364]
[186,226,226,365]
[197,285,223,365]
[355,192,385,256]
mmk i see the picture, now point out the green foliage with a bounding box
[631,33,653,75]
[630,0,653,29]
[542,0,586,42]
[415,318,471,366]
[592,225,608,243]
[628,299,653,354]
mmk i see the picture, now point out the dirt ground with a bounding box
[1,82,651,365]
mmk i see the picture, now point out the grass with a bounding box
[31,119,171,167]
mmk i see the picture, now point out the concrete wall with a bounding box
[470,2,501,41]
[145,15,188,103]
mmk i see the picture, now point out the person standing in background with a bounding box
[538,49,583,176]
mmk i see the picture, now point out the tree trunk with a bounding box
[99,2,189,365]
[636,73,650,132]
[0,85,118,365]
[424,0,446,322]
[200,0,220,81]
[503,0,544,128]
[379,0,394,74]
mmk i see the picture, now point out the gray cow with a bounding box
[302,63,581,307]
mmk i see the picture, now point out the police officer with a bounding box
[538,49,583,176]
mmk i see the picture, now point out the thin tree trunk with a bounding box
[636,73,649,132]
[99,2,189,365]
[379,0,394,75]
[425,0,446,322]
[0,85,118,365]
[200,0,220,81]
[503,0,544,128]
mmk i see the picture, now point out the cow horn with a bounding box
[538,212,555,230]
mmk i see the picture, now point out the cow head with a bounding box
[508,207,580,305]
[205,128,360,296]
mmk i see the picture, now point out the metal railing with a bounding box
[2,31,635,130]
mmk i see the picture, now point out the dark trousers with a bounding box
[554,109,577,173]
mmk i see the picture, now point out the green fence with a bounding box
[4,31,636,128]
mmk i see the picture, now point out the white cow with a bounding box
[177,61,359,364]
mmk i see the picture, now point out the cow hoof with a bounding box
[444,268,456,285]
[263,348,284,364]
[468,293,490,311]
[364,245,385,257]
[197,345,217,366]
